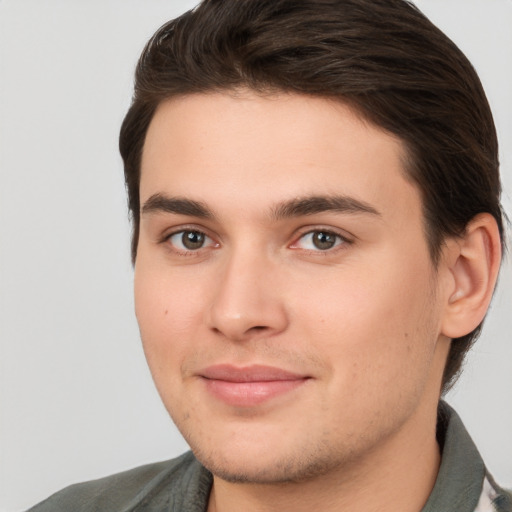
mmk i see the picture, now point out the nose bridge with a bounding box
[207,242,288,340]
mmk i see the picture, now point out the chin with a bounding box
[190,441,345,485]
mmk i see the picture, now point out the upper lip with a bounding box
[199,364,308,382]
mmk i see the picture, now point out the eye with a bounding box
[292,230,346,251]
[167,230,216,252]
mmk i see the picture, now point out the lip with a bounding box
[198,364,310,407]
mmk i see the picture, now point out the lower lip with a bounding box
[203,378,308,407]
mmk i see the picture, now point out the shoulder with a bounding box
[27,451,212,512]
[480,473,512,512]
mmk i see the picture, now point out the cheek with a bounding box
[291,268,439,437]
[134,264,205,373]
[133,265,210,424]
[292,257,438,384]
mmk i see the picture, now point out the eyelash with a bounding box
[161,227,352,255]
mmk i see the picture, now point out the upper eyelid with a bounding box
[297,231,345,243]
[292,225,354,242]
[161,225,216,242]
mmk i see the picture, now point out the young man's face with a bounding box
[135,91,452,483]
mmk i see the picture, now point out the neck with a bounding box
[207,400,441,512]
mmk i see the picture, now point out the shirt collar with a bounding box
[421,400,486,511]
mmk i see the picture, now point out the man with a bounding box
[29,0,510,510]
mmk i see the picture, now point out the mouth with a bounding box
[198,364,311,407]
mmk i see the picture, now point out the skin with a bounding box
[134,91,488,511]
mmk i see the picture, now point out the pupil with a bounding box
[313,231,336,250]
[182,231,205,250]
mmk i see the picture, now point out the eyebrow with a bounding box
[271,195,380,220]
[141,194,215,219]
[141,193,380,221]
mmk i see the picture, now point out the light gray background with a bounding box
[1,1,511,511]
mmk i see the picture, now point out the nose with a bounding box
[206,248,289,342]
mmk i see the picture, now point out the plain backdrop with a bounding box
[0,1,511,511]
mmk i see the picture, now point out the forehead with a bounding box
[140,91,420,225]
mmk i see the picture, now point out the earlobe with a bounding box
[441,213,502,339]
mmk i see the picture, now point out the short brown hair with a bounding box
[119,0,504,391]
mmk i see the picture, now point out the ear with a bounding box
[441,213,502,339]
